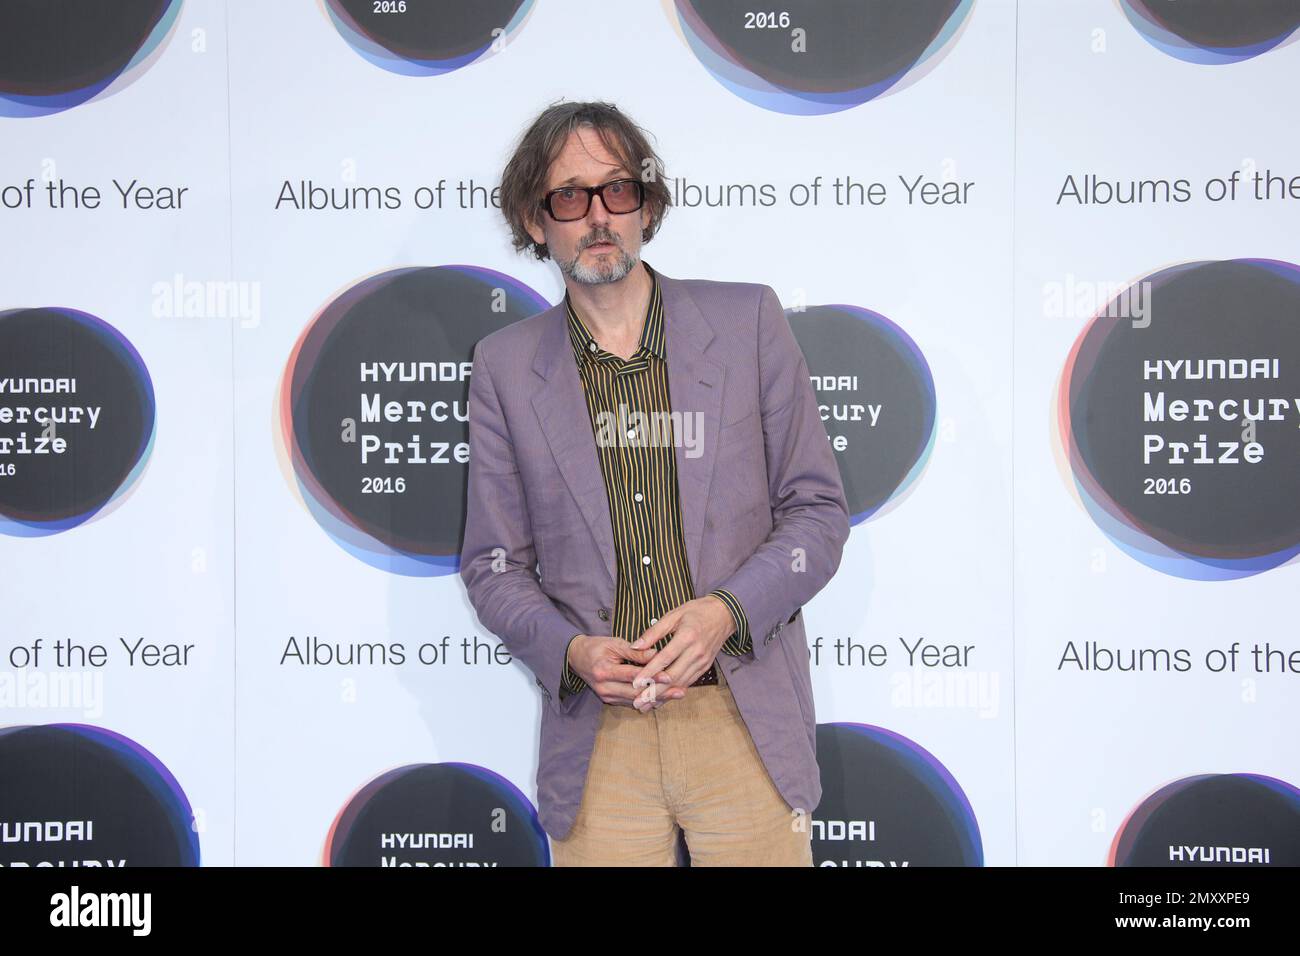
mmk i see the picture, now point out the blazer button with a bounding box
[598,608,609,621]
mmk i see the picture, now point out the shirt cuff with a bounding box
[709,588,753,656]
[559,634,587,698]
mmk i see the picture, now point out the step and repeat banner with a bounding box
[2,0,1297,867]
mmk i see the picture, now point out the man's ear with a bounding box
[524,208,547,248]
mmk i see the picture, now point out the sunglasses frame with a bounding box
[539,177,646,222]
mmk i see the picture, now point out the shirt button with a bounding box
[598,608,609,621]
[641,555,651,565]
[650,617,658,625]
[588,342,597,351]
[626,428,636,440]
[633,492,643,502]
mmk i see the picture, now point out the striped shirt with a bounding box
[560,260,751,698]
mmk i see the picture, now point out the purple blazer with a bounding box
[459,267,851,841]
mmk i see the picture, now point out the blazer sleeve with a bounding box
[459,337,585,715]
[709,284,851,662]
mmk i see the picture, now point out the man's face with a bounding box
[526,126,651,285]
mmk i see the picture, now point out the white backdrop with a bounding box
[2,0,1297,867]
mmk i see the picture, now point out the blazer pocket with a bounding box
[717,412,761,455]
[721,405,758,429]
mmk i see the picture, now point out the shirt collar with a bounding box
[566,260,665,366]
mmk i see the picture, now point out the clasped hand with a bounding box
[566,595,735,713]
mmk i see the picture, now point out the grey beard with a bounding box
[559,243,638,285]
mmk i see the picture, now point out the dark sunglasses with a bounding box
[539,178,645,222]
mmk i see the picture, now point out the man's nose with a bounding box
[585,191,612,225]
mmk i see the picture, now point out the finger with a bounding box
[632,625,712,687]
[646,683,686,707]
[628,667,680,710]
[604,663,675,684]
[658,659,706,690]
[615,644,660,665]
[598,676,678,705]
[630,642,684,689]
[633,679,670,711]
[640,677,678,712]
[605,639,661,666]
[628,607,685,654]
[597,680,646,707]
[591,635,652,656]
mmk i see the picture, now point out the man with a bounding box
[460,101,850,865]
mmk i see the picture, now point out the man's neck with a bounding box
[565,260,653,360]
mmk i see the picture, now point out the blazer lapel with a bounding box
[528,267,725,594]
[530,303,619,588]
[659,272,724,589]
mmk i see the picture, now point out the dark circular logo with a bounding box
[0,723,200,866]
[811,723,982,866]
[1056,258,1300,579]
[789,304,937,522]
[669,0,974,113]
[325,762,548,866]
[0,307,156,536]
[0,0,183,117]
[323,0,535,75]
[1120,1,1300,63]
[1110,773,1300,866]
[277,265,547,575]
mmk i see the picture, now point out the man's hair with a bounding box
[499,100,672,261]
